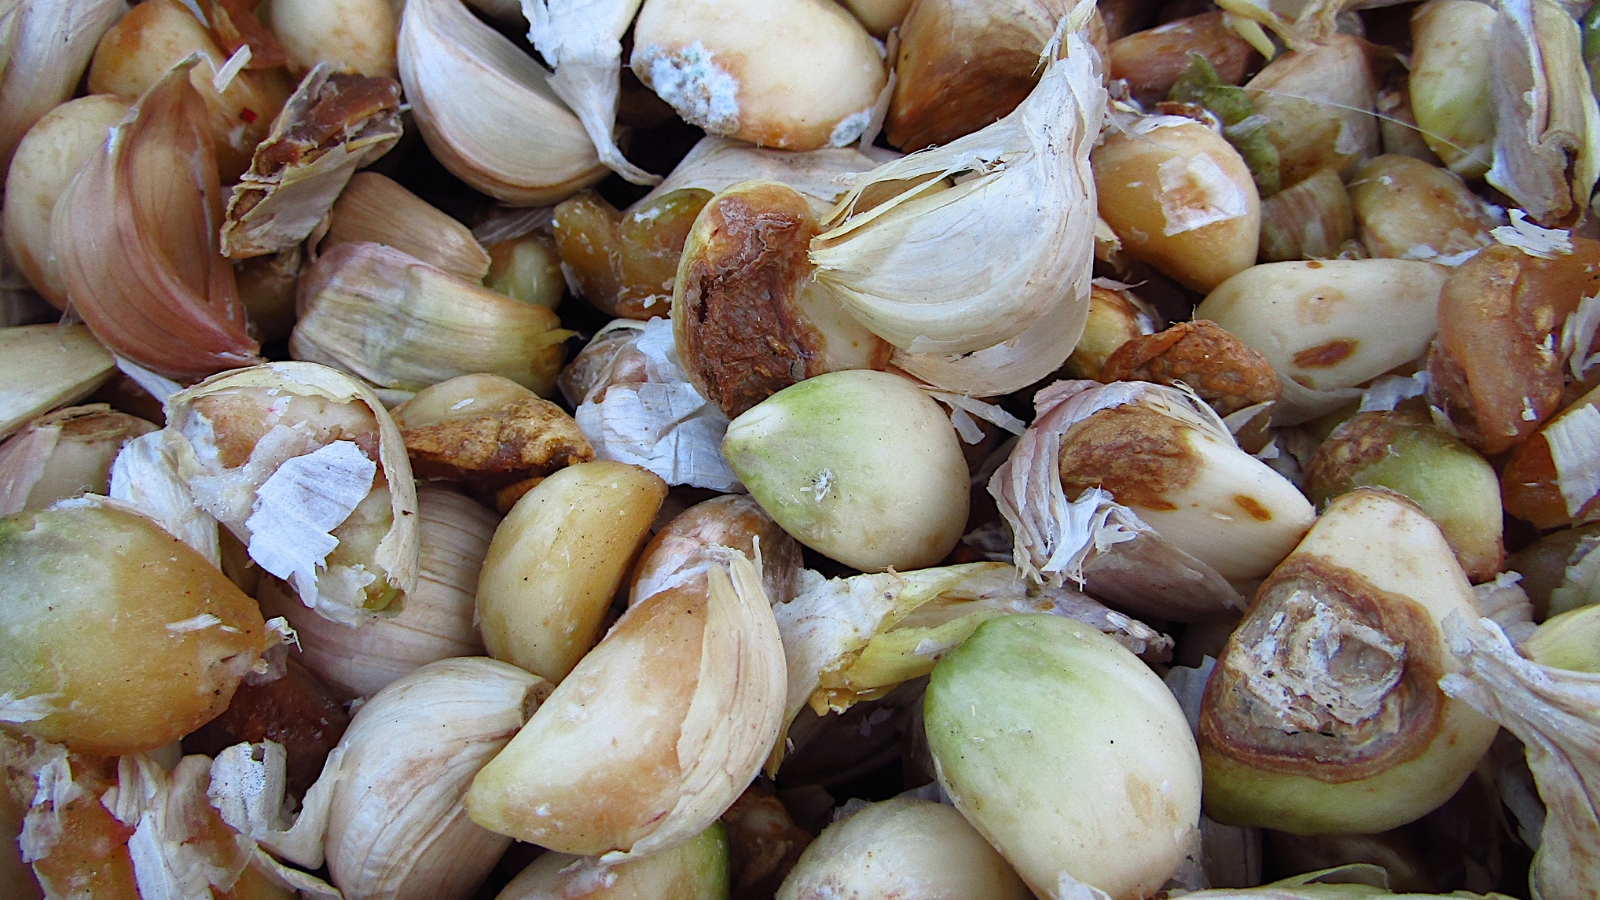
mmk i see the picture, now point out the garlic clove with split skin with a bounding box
[320,172,490,282]
[0,404,156,517]
[629,493,803,609]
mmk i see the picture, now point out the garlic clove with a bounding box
[485,230,565,308]
[497,822,730,899]
[1409,0,1498,179]
[1199,488,1501,834]
[630,0,886,151]
[398,0,607,205]
[1258,168,1355,263]
[0,404,156,517]
[1348,155,1494,261]
[837,0,912,37]
[630,493,802,608]
[1059,282,1162,382]
[1109,11,1259,107]
[476,460,666,683]
[0,325,116,440]
[1242,35,1380,189]
[466,551,786,861]
[0,0,127,174]
[553,187,711,319]
[1505,523,1600,621]
[1524,602,1600,672]
[320,171,490,282]
[722,369,970,572]
[1100,320,1280,420]
[263,0,399,78]
[1501,383,1600,531]
[205,0,289,71]
[235,247,302,344]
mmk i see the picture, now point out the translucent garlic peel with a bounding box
[1543,400,1600,522]
[109,430,222,567]
[641,135,889,210]
[243,440,377,616]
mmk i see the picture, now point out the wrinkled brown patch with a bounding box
[1293,339,1357,369]
[401,397,593,487]
[1101,320,1280,416]
[1302,410,1428,508]
[1058,405,1199,511]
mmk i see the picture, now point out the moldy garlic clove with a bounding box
[321,172,490,282]
[0,404,156,517]
[1409,0,1498,179]
[1348,154,1494,261]
[629,493,803,608]
[263,0,399,78]
[0,325,116,440]
[497,822,730,899]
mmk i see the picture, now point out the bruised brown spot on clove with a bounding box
[254,74,403,176]
[1293,339,1357,369]
[399,397,594,487]
[1057,405,1200,512]
[1233,494,1272,521]
[1101,320,1280,417]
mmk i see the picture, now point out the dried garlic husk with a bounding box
[674,180,889,418]
[630,0,886,151]
[221,65,404,260]
[1502,383,1600,530]
[1487,0,1600,228]
[467,551,785,861]
[1410,0,1498,179]
[499,822,730,899]
[1060,282,1161,381]
[162,361,419,625]
[1440,614,1600,900]
[56,60,260,381]
[257,485,492,699]
[108,428,222,567]
[263,0,399,77]
[0,503,265,755]
[321,172,490,282]
[0,404,155,516]
[321,658,548,900]
[2,94,130,309]
[1243,35,1380,188]
[630,493,803,608]
[926,614,1202,899]
[1348,155,1494,261]
[399,0,606,205]
[1306,411,1504,580]
[723,370,970,572]
[292,242,570,396]
[812,20,1102,368]
[1507,523,1600,620]
[476,460,666,683]
[1259,168,1355,262]
[0,0,126,173]
[1094,114,1260,293]
[776,797,1031,900]
[1200,489,1500,834]
[643,134,890,209]
[0,325,115,440]
[1109,11,1258,107]
[1197,259,1450,424]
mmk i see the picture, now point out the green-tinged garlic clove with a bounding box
[776,796,1031,900]
[0,0,127,176]
[497,822,730,899]
[486,231,566,309]
[722,370,970,572]
[291,241,571,396]
[1243,35,1379,188]
[0,325,116,441]
[630,0,886,151]
[629,493,803,608]
[1501,383,1600,530]
[466,552,785,860]
[1199,488,1500,834]
[1506,523,1600,620]
[1409,0,1498,179]
[0,503,266,756]
[1060,283,1161,381]
[925,614,1202,899]
[1094,115,1261,292]
[1348,155,1494,261]
[1304,411,1504,581]
[263,0,399,77]
[476,460,666,683]
[257,485,494,699]
[321,172,490,282]
[1109,11,1259,107]
[553,188,712,319]
[2,94,131,310]
[0,404,156,516]
[1258,168,1355,262]
[1523,603,1600,672]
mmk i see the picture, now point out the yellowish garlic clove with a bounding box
[0,404,156,517]
[0,0,127,174]
[1348,154,1494,261]
[1200,488,1500,834]
[1242,35,1380,189]
[291,241,571,396]
[321,171,490,282]
[553,187,712,319]
[485,231,565,308]
[1524,603,1600,672]
[630,0,886,151]
[1376,74,1442,164]
[1409,0,1498,179]
[630,493,802,608]
[1258,167,1355,262]
[1059,282,1161,381]
[837,0,913,37]
[262,0,399,78]
[497,822,730,899]
[1506,523,1600,621]
[0,325,115,440]
[1501,382,1600,531]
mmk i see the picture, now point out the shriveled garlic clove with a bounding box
[466,551,786,861]
[498,822,730,899]
[723,370,970,572]
[292,242,571,396]
[1348,155,1494,261]
[0,325,116,440]
[399,0,607,205]
[1410,0,1498,179]
[1100,321,1280,420]
[630,0,886,151]
[1200,488,1500,834]
[630,494,803,608]
[476,460,666,683]
[221,66,404,260]
[2,95,130,310]
[1060,282,1161,381]
[1108,11,1258,107]
[776,797,1031,899]
[0,404,156,516]
[263,0,399,77]
[392,373,593,490]
[0,503,265,756]
[56,60,261,381]
[926,614,1202,899]
[0,0,127,174]
[1502,383,1600,530]
[321,172,490,282]
[553,187,711,319]
[162,361,419,625]
[1258,168,1355,262]
[1242,35,1380,188]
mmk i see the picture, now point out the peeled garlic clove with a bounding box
[1100,320,1280,419]
[1523,603,1600,672]
[2,94,130,309]
[1502,383,1600,530]
[631,0,886,151]
[1410,0,1498,179]
[1348,155,1493,261]
[776,796,1031,900]
[630,493,803,608]
[1108,11,1258,107]
[0,404,156,516]
[221,66,404,260]
[162,361,419,624]
[1243,35,1379,188]
[1258,167,1355,263]
[1306,410,1504,581]
[499,822,730,899]
[1200,488,1500,834]
[926,614,1202,898]
[292,242,571,396]
[321,172,490,282]
[675,180,889,418]
[722,370,969,572]
[1061,283,1161,381]
[399,0,606,205]
[393,373,594,488]
[9,741,140,897]
[0,0,126,173]
[553,187,711,319]
[476,460,666,683]
[0,325,116,440]
[0,503,266,755]
[485,231,565,308]
[263,0,398,77]
[57,59,261,381]
[467,551,786,860]
[1094,115,1260,293]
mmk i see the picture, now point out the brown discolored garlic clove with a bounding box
[1348,154,1494,262]
[1100,320,1281,420]
[1109,12,1258,107]
[629,493,804,608]
[235,248,302,344]
[553,187,712,319]
[1501,383,1600,530]
[721,781,812,899]
[1257,167,1355,262]
[484,231,565,308]
[320,171,490,282]
[204,0,289,70]
[0,404,156,517]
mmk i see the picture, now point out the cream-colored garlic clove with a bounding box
[1348,154,1494,261]
[497,822,730,899]
[1409,0,1498,179]
[321,172,491,282]
[262,0,399,77]
[0,404,156,517]
[630,0,886,151]
[0,325,115,440]
[0,0,127,174]
[629,493,803,608]
[1060,283,1161,381]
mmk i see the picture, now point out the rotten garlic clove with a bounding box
[722,370,970,572]
[0,326,116,441]
[263,0,399,77]
[497,822,730,899]
[925,614,1202,899]
[1100,320,1281,422]
[1410,0,1498,179]
[321,172,492,283]
[162,361,419,625]
[485,230,566,309]
[629,493,804,608]
[0,0,127,174]
[1348,155,1494,262]
[0,503,265,756]
[1199,488,1500,835]
[775,796,1031,900]
[554,187,712,319]
[630,0,886,151]
[0,404,156,517]
[466,551,786,860]
[1501,383,1600,530]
